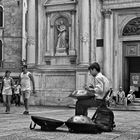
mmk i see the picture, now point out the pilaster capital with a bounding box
[101,8,112,18]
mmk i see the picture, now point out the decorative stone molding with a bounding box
[44,0,77,65]
[27,36,35,45]
[50,12,72,27]
[44,0,77,13]
[44,55,77,65]
[103,0,140,10]
[80,32,89,43]
[101,8,112,18]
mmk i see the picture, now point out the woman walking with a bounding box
[1,70,14,113]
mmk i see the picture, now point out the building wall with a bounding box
[103,0,140,93]
[0,0,22,75]
[29,0,105,106]
[1,0,140,106]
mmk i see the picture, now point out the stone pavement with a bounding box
[0,104,140,140]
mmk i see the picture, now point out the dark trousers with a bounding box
[15,94,20,106]
[127,100,131,105]
[75,98,104,116]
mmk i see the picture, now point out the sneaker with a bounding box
[23,111,29,115]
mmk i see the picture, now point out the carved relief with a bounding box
[80,33,89,43]
[101,8,112,18]
[55,18,69,55]
[27,35,35,45]
[123,17,140,36]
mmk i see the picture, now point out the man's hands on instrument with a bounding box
[84,84,95,96]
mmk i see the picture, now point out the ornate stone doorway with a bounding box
[122,17,140,97]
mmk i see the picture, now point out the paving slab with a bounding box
[0,104,140,140]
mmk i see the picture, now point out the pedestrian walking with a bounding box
[14,81,21,106]
[17,65,36,115]
[1,70,15,113]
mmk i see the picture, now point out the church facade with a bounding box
[0,0,140,106]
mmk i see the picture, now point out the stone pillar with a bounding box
[21,0,27,61]
[27,0,36,66]
[79,0,90,65]
[103,9,112,81]
[69,11,76,55]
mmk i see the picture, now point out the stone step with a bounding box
[126,105,140,111]
[129,102,140,106]
[134,98,140,103]
[110,105,140,111]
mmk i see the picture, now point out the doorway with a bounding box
[123,57,140,98]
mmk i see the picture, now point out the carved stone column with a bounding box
[69,11,76,55]
[103,9,112,81]
[27,0,36,66]
[79,0,90,65]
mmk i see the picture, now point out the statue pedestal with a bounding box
[44,55,76,65]
[55,48,67,56]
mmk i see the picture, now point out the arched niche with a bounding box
[50,12,72,27]
[45,11,76,65]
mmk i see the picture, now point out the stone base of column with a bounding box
[27,63,36,68]
[79,62,89,66]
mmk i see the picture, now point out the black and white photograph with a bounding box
[0,0,140,139]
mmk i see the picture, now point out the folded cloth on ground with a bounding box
[69,90,95,100]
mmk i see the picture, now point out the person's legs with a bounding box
[17,94,20,106]
[22,91,27,114]
[24,98,29,111]
[7,95,12,113]
[127,99,131,105]
[3,94,6,105]
[23,91,30,114]
[3,94,7,112]
[75,98,103,116]
[15,94,18,106]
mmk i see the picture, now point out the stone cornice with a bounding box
[44,0,77,13]
[103,0,140,10]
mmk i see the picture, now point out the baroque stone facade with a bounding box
[1,0,140,105]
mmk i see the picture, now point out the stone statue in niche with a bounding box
[55,18,69,56]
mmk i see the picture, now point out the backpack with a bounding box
[92,105,115,132]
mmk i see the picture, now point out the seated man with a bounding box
[75,62,110,116]
[127,90,135,105]
[117,86,125,104]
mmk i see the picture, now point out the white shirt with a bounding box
[20,72,31,91]
[2,77,13,95]
[87,72,110,99]
[14,85,21,94]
